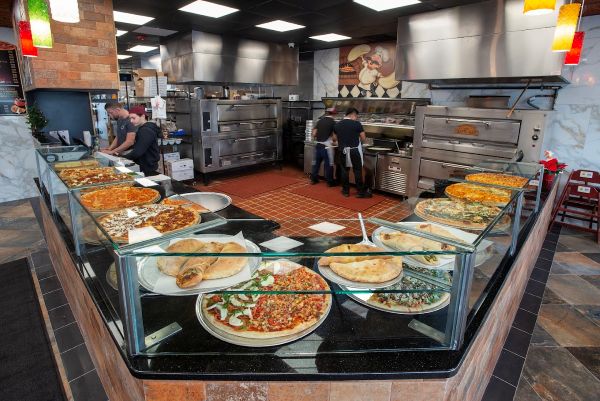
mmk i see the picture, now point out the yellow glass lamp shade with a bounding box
[28,0,53,48]
[552,3,581,52]
[523,0,556,15]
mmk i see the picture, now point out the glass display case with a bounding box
[36,149,544,376]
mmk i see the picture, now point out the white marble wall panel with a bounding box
[401,82,431,99]
[0,116,40,203]
[313,48,339,99]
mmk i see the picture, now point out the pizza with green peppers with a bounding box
[201,266,331,338]
[414,198,510,230]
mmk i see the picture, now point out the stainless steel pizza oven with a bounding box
[189,99,282,175]
[409,106,553,196]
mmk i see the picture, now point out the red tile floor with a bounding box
[192,165,411,237]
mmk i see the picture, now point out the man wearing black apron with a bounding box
[333,108,371,198]
[310,108,337,186]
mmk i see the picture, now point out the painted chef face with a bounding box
[366,54,382,70]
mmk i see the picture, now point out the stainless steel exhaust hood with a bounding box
[160,31,299,85]
[395,0,571,85]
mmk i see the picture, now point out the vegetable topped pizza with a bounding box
[465,172,529,188]
[414,198,509,230]
[97,204,200,243]
[201,264,331,338]
[58,167,132,188]
[445,183,512,206]
[367,267,451,313]
[80,186,160,212]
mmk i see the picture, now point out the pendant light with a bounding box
[18,21,38,57]
[552,2,581,52]
[564,1,586,65]
[28,0,53,48]
[49,0,80,23]
[523,0,556,15]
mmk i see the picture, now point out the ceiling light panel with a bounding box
[127,45,158,53]
[116,29,127,37]
[310,33,351,42]
[256,20,305,32]
[354,0,421,12]
[179,1,239,18]
[133,27,178,36]
[113,11,154,25]
[117,55,132,59]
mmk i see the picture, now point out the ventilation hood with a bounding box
[395,0,571,86]
[160,31,299,85]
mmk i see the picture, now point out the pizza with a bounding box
[156,239,248,289]
[319,244,402,284]
[465,172,529,188]
[97,204,200,243]
[80,186,160,212]
[161,197,209,213]
[379,223,459,266]
[201,265,331,338]
[414,198,510,230]
[445,183,512,206]
[53,159,100,171]
[367,268,451,313]
[58,167,132,188]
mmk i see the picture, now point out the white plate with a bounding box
[195,292,332,347]
[168,192,231,212]
[137,235,261,296]
[372,222,494,270]
[317,263,404,289]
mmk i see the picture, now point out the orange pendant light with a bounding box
[552,3,581,52]
[18,21,38,57]
[564,31,585,64]
[523,0,556,15]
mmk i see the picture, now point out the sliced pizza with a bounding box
[414,199,510,230]
[80,186,160,212]
[445,183,512,206]
[465,172,529,188]
[59,167,132,188]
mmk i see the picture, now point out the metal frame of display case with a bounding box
[35,147,544,375]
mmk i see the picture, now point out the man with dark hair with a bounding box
[101,102,137,155]
[333,108,371,198]
[310,107,337,186]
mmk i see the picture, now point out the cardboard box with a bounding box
[170,169,195,181]
[158,153,180,173]
[132,69,167,97]
[166,158,194,172]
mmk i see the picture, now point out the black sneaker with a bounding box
[341,190,350,197]
[356,191,372,198]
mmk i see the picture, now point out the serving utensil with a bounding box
[357,213,377,247]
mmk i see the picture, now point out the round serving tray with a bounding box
[317,263,404,289]
[168,192,231,213]
[195,292,332,347]
[137,236,262,296]
[339,283,450,315]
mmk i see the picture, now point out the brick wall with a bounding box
[13,0,118,91]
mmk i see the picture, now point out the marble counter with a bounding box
[0,116,40,203]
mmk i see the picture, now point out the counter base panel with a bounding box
[39,184,556,401]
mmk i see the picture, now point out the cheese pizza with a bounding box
[160,197,209,213]
[80,186,160,212]
[59,167,131,188]
[97,204,200,243]
[465,172,529,188]
[201,266,331,338]
[445,183,512,206]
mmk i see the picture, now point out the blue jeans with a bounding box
[311,144,333,183]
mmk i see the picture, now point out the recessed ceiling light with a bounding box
[117,55,132,60]
[113,11,154,25]
[354,0,421,12]
[179,1,238,18]
[127,45,158,53]
[310,33,351,42]
[256,20,305,32]
[116,30,128,37]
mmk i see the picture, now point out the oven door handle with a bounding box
[445,118,491,127]
[234,135,272,142]
[441,162,473,170]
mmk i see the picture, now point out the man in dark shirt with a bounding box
[333,108,371,198]
[102,102,137,155]
[310,108,337,186]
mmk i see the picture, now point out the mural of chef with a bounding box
[344,43,400,97]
